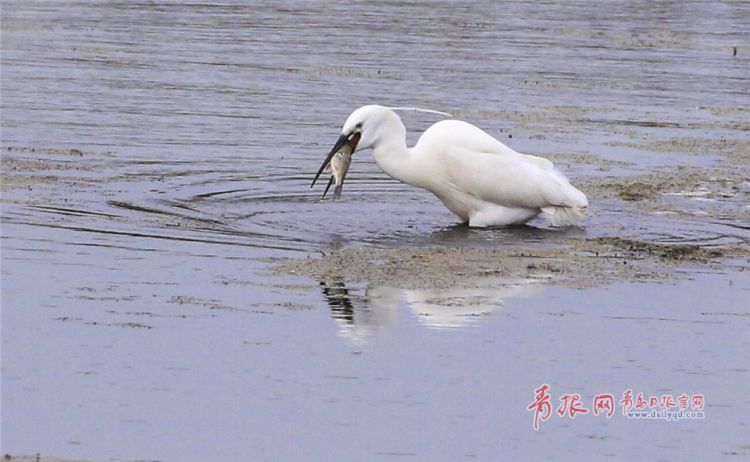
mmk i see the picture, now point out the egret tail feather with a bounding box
[541,205,587,227]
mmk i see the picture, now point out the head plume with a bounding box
[387,106,453,118]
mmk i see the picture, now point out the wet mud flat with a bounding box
[2,457,84,462]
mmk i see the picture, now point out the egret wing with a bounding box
[418,119,552,166]
[441,145,587,210]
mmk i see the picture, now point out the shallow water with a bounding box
[2,0,750,460]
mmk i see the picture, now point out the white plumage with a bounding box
[320,105,588,227]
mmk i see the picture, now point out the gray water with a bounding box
[2,1,750,461]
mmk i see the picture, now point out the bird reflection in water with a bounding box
[318,275,538,344]
[319,277,399,345]
[319,277,355,322]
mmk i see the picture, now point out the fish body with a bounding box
[322,143,352,200]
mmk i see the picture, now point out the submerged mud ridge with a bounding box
[2,456,89,462]
[273,236,748,291]
[581,136,750,224]
[0,147,106,192]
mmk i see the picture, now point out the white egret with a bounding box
[312,105,588,227]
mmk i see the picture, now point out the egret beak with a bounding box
[322,175,334,199]
[311,132,361,188]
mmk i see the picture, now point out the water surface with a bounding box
[2,1,749,460]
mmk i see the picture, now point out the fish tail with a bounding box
[333,184,343,200]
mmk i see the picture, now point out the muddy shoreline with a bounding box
[272,234,748,292]
[3,456,89,462]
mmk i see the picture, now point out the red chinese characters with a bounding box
[677,393,690,409]
[528,385,705,430]
[635,392,648,409]
[557,393,589,418]
[527,384,552,431]
[593,394,615,418]
[659,394,676,409]
[619,389,633,415]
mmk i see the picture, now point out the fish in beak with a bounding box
[311,131,361,190]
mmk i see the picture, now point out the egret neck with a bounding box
[370,113,429,189]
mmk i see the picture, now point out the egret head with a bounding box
[332,104,451,155]
[340,105,398,152]
[311,105,450,188]
[311,105,398,188]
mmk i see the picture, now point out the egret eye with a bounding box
[355,122,363,129]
